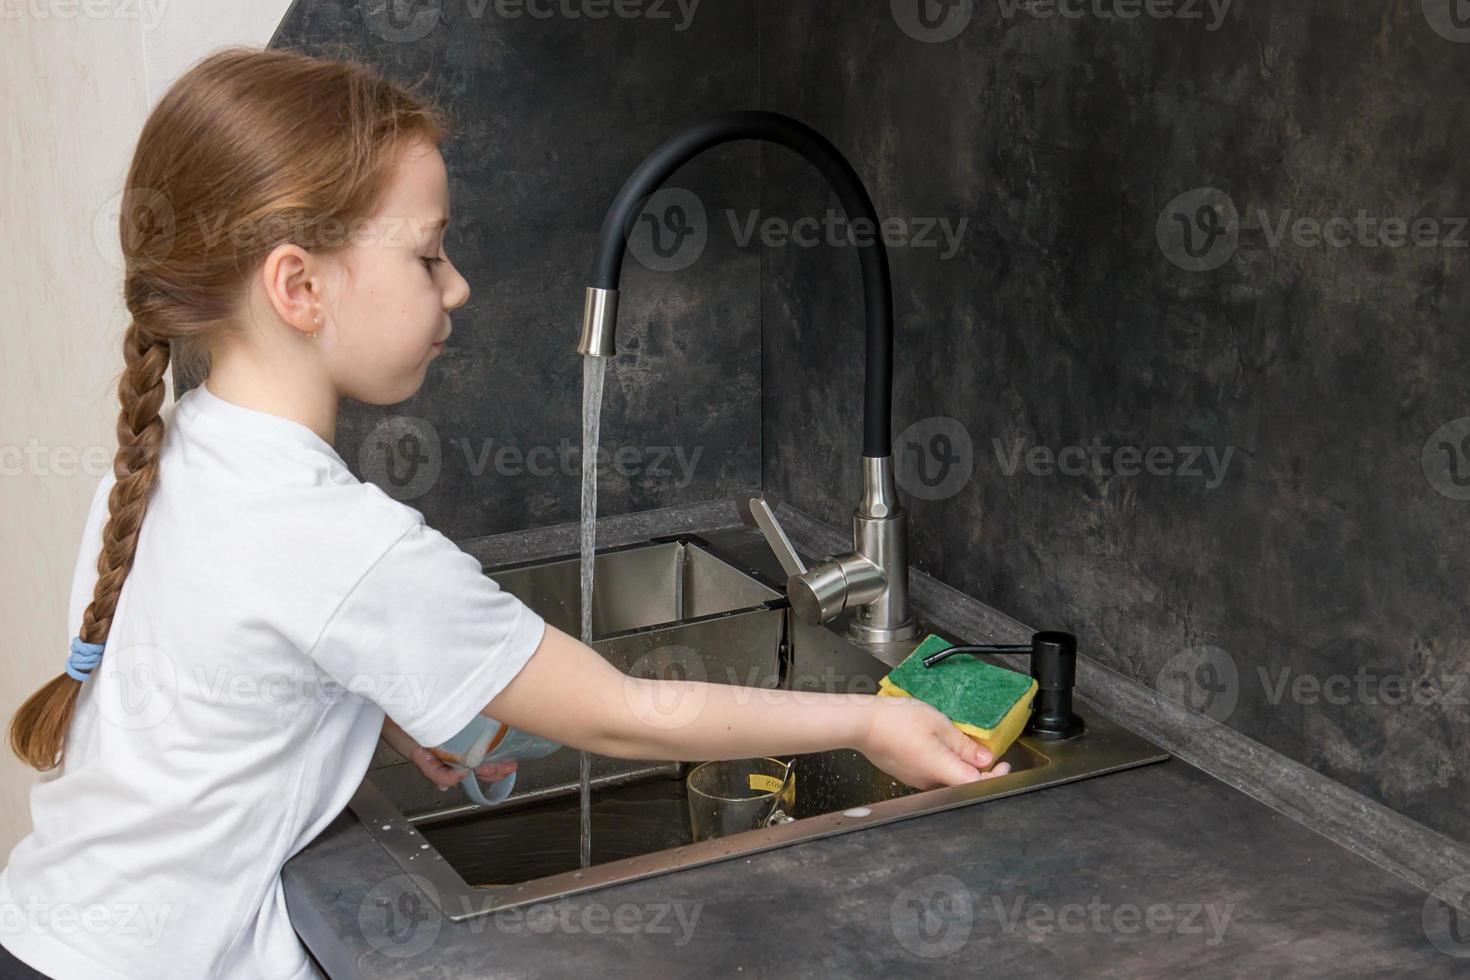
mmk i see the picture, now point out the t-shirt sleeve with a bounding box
[305,520,548,748]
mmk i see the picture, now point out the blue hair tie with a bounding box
[66,636,105,682]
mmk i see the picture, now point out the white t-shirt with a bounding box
[0,381,548,979]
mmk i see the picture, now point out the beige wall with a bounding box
[0,0,293,856]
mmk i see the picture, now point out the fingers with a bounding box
[472,759,517,780]
[944,722,994,770]
[894,704,1007,789]
[923,727,978,786]
[410,747,465,789]
[969,740,995,769]
[857,698,1015,792]
[409,748,517,790]
[938,724,1012,787]
[979,761,1013,780]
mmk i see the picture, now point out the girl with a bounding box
[0,46,1008,980]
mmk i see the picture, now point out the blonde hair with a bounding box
[9,44,452,771]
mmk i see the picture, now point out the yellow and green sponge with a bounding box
[878,634,1038,761]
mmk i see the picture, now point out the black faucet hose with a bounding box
[590,111,894,459]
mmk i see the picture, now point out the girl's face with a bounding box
[318,138,470,404]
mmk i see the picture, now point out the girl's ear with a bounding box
[258,243,325,341]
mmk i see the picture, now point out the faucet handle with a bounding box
[733,492,886,627]
[732,492,807,578]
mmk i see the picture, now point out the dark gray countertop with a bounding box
[282,502,1463,977]
[284,755,1453,978]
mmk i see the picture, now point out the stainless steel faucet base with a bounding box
[846,608,919,644]
[845,510,919,645]
[734,457,918,648]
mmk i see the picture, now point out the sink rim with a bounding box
[350,704,1167,922]
[349,528,1171,921]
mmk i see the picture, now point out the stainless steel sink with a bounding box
[490,536,783,637]
[350,527,1169,921]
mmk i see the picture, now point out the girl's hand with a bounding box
[857,696,1013,790]
[380,715,519,791]
[408,745,518,791]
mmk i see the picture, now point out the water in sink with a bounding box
[420,775,692,886]
[415,744,940,886]
[414,756,866,885]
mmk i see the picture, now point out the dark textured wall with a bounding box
[760,0,1468,841]
[268,0,762,541]
[255,2,1466,841]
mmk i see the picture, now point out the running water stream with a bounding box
[577,354,607,869]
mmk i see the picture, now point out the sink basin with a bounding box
[350,527,1169,920]
[488,535,783,636]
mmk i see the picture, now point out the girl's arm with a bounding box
[378,713,420,759]
[484,622,1002,791]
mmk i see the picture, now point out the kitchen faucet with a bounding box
[577,111,917,645]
